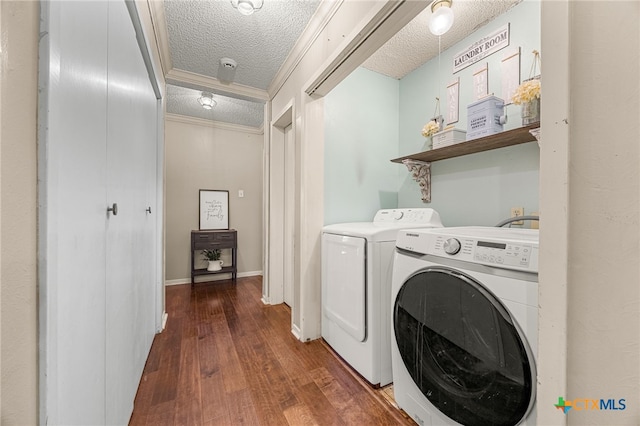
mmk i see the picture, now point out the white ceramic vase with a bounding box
[207,260,223,271]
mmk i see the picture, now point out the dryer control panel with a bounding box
[373,208,443,225]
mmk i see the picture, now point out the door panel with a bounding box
[105,2,158,424]
[42,1,109,423]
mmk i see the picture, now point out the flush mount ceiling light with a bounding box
[429,0,454,36]
[231,0,263,16]
[198,92,216,110]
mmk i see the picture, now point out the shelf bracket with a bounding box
[402,159,431,203]
[529,127,541,147]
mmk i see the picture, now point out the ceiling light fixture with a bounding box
[198,92,216,110]
[231,0,263,16]
[429,0,454,36]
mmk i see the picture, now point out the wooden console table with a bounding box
[191,229,237,286]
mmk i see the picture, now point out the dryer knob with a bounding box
[394,211,404,220]
[443,238,461,255]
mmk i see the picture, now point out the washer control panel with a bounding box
[432,236,534,270]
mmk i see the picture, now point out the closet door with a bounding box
[104,2,158,423]
[40,1,159,424]
[40,1,108,424]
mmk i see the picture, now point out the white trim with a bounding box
[305,0,429,97]
[146,0,172,78]
[166,113,264,135]
[161,311,168,331]
[164,270,263,286]
[262,101,272,304]
[268,0,343,98]
[267,100,295,308]
[537,1,569,424]
[291,324,302,341]
[167,68,269,102]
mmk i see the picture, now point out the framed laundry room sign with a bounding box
[453,24,510,73]
[199,189,229,230]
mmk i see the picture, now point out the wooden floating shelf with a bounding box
[391,124,540,164]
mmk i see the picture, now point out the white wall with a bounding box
[398,0,540,226]
[324,67,400,224]
[0,2,39,423]
[165,116,263,282]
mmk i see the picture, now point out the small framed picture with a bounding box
[199,189,229,230]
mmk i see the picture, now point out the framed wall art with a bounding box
[199,189,229,230]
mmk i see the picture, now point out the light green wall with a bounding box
[398,0,541,226]
[324,1,541,227]
[324,67,400,224]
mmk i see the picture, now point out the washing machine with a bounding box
[391,226,538,426]
[321,208,443,387]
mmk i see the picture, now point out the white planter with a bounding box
[207,260,223,271]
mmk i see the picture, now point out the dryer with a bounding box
[321,208,443,387]
[391,226,538,425]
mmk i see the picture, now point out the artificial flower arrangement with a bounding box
[511,78,541,105]
[421,119,441,138]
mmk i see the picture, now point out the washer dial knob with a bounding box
[443,238,461,255]
[394,211,404,220]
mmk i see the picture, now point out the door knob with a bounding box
[146,207,152,214]
[107,203,118,216]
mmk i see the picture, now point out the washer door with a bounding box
[393,267,535,426]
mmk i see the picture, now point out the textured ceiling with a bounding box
[363,0,522,79]
[164,0,321,89]
[166,84,265,127]
[162,0,522,128]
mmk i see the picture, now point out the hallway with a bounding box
[129,277,412,425]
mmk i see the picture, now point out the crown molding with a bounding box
[267,0,343,98]
[167,68,270,102]
[146,0,172,77]
[166,113,264,135]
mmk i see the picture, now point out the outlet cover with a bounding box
[510,207,524,225]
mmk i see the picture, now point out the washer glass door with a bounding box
[393,267,534,426]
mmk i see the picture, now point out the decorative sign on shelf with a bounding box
[199,189,229,230]
[447,78,460,124]
[473,63,489,100]
[501,47,521,105]
[453,23,510,73]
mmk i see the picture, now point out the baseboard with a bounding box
[161,311,168,331]
[291,324,302,341]
[165,270,263,286]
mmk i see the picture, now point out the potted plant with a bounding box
[203,249,223,271]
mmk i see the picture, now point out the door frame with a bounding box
[265,100,296,308]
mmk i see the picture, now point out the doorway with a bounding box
[267,102,298,315]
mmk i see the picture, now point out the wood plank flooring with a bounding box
[129,276,414,425]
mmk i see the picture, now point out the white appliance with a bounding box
[391,227,538,426]
[321,208,443,387]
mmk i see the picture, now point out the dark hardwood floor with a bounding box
[129,276,413,425]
